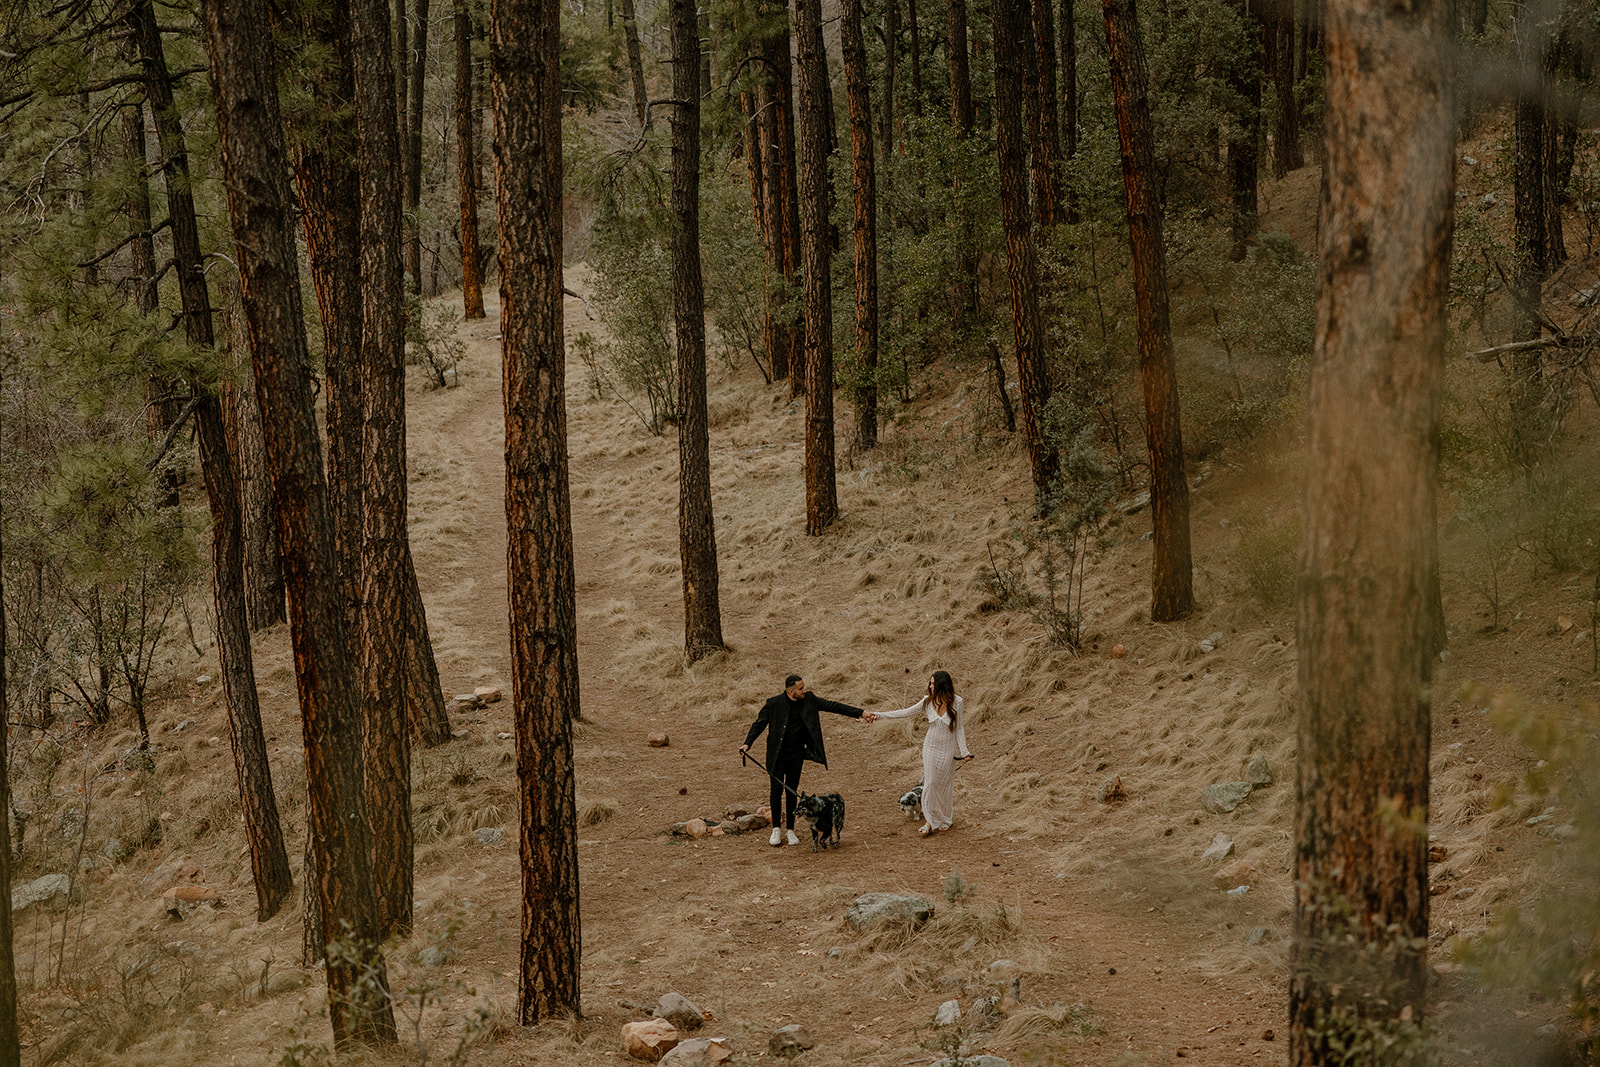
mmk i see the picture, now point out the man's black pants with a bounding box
[771,749,805,829]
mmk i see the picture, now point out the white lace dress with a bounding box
[878,695,970,830]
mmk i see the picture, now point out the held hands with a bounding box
[862,711,879,723]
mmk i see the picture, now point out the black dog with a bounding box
[795,792,845,852]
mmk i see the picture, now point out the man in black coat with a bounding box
[741,674,878,846]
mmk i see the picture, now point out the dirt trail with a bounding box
[398,283,1286,1066]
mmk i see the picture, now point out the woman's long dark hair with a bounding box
[930,671,956,732]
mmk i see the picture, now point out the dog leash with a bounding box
[739,748,804,801]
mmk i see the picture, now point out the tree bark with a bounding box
[1104,0,1193,621]
[455,1,486,318]
[741,89,765,237]
[842,0,879,450]
[1267,0,1302,177]
[796,0,838,533]
[758,13,801,387]
[777,1,805,396]
[134,0,294,922]
[407,0,430,295]
[1030,0,1063,227]
[201,0,396,1044]
[1229,0,1261,259]
[0,386,21,1067]
[994,0,1059,500]
[491,0,584,1023]
[287,0,364,647]
[1060,0,1077,221]
[621,0,650,129]
[1291,0,1452,1057]
[671,0,727,661]
[352,0,416,942]
[908,0,923,115]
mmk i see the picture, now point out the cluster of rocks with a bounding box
[668,806,771,839]
[619,992,734,1064]
[1200,754,1273,814]
[445,685,503,718]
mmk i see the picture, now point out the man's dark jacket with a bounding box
[743,692,864,768]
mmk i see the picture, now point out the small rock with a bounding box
[1201,833,1234,861]
[1247,926,1269,945]
[934,999,962,1027]
[648,733,670,748]
[622,1018,680,1061]
[1539,823,1578,842]
[826,947,843,959]
[453,693,484,708]
[1478,192,1498,210]
[1428,843,1448,863]
[1197,631,1224,654]
[987,959,1021,978]
[734,813,770,832]
[708,826,724,837]
[1526,813,1555,826]
[684,819,709,839]
[173,719,193,732]
[473,827,504,845]
[932,1056,1011,1067]
[11,873,72,912]
[1453,888,1473,901]
[1119,491,1151,515]
[656,992,704,1031]
[845,892,934,931]
[1462,155,1478,166]
[658,1037,731,1066]
[497,731,512,740]
[1536,1024,1561,1041]
[195,674,212,685]
[1214,859,1259,889]
[1262,1028,1276,1041]
[1096,776,1126,803]
[1201,782,1253,814]
[163,885,221,904]
[1557,615,1574,633]
[474,685,503,703]
[767,1024,815,1057]
[445,699,474,717]
[1110,644,1126,659]
[417,944,452,967]
[1246,754,1272,787]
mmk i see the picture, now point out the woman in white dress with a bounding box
[876,671,973,836]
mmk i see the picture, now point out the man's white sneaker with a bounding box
[769,827,784,846]
[785,829,800,846]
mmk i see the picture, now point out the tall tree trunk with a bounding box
[948,0,981,351]
[404,572,452,746]
[908,0,923,114]
[455,1,486,318]
[1060,0,1077,220]
[995,0,1058,500]
[796,0,838,533]
[1290,0,1452,1056]
[287,0,364,648]
[134,0,294,922]
[843,0,879,449]
[1104,0,1192,621]
[1268,0,1302,177]
[1229,0,1262,259]
[880,0,900,404]
[773,4,804,395]
[491,0,584,1023]
[671,0,727,661]
[621,0,650,128]
[352,0,416,941]
[1540,36,1565,272]
[199,0,396,1045]
[407,0,430,294]
[0,389,21,1067]
[1030,0,1063,227]
[757,76,792,383]
[741,89,765,237]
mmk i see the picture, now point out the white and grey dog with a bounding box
[898,783,923,817]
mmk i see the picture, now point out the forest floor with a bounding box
[8,162,1600,1066]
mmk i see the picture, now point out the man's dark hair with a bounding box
[785,674,803,689]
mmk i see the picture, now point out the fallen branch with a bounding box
[1468,334,1591,362]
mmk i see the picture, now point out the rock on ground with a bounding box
[656,992,705,1030]
[845,892,934,931]
[932,1056,1011,1067]
[767,1024,815,1057]
[934,999,961,1027]
[658,1037,731,1065]
[1201,781,1253,814]
[11,873,72,912]
[622,1018,680,1060]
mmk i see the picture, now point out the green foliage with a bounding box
[1232,509,1298,608]
[406,293,465,388]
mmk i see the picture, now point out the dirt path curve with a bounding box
[401,284,1283,1065]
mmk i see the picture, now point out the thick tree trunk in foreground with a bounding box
[135,0,293,921]
[842,0,879,449]
[670,0,727,661]
[796,0,839,532]
[1104,0,1193,621]
[200,0,395,1044]
[994,0,1058,500]
[1290,0,1452,1057]
[455,1,486,318]
[491,0,583,1022]
[0,423,21,1067]
[352,0,416,941]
